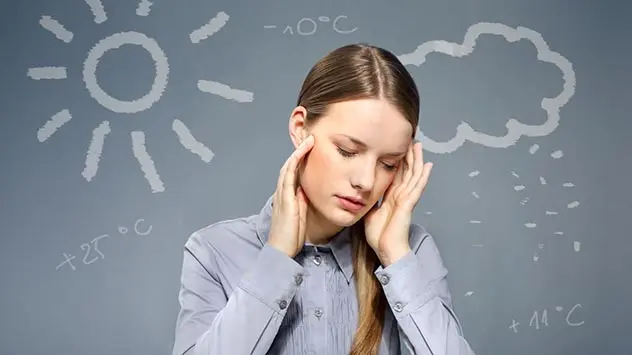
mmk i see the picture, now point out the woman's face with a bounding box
[289,98,414,229]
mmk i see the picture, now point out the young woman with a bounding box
[172,43,475,355]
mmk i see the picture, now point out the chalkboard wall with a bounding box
[1,0,630,354]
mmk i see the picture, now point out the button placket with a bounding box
[314,307,323,319]
[313,254,322,266]
[278,299,288,310]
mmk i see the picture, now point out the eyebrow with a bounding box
[337,134,407,157]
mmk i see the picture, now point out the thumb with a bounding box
[297,187,308,237]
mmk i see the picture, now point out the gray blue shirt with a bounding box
[172,195,475,354]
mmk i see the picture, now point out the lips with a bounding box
[340,196,366,206]
[336,195,366,212]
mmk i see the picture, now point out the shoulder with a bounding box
[184,214,260,266]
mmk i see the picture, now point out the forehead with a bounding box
[316,98,413,150]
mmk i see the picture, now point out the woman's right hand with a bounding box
[267,135,315,258]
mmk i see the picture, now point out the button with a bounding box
[393,302,403,312]
[313,255,322,266]
[295,274,303,286]
[279,300,288,310]
[314,308,323,318]
[379,274,390,285]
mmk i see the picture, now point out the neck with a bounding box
[304,204,343,245]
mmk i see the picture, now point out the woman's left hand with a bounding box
[364,141,433,266]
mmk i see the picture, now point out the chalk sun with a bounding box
[29,0,254,193]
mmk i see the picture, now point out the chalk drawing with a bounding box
[172,119,215,163]
[398,22,576,154]
[574,241,581,252]
[37,109,72,142]
[136,0,152,17]
[264,15,358,36]
[27,67,66,80]
[83,31,169,114]
[85,0,107,24]
[190,11,229,43]
[55,218,152,271]
[551,150,564,159]
[510,303,584,333]
[197,80,254,103]
[82,121,111,182]
[565,304,584,326]
[132,131,164,193]
[39,16,73,43]
[29,3,253,193]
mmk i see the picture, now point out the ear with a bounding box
[288,106,309,148]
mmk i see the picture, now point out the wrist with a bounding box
[378,244,411,267]
[268,240,298,258]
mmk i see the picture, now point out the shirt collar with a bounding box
[255,194,355,283]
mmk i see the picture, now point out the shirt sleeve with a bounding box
[374,224,476,355]
[172,230,305,355]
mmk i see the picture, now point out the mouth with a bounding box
[335,195,366,212]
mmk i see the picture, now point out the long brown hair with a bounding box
[296,43,420,355]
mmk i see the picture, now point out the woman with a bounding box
[172,43,476,355]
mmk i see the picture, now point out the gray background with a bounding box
[1,0,630,354]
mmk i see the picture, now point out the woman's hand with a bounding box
[364,141,433,266]
[267,135,314,258]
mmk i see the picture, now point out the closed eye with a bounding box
[337,146,398,171]
[336,146,355,158]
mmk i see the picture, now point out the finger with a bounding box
[410,142,425,189]
[387,163,403,200]
[402,142,414,184]
[283,135,315,195]
[297,187,308,238]
[411,162,433,202]
[275,158,290,208]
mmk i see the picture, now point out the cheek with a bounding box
[300,146,334,193]
[375,172,396,195]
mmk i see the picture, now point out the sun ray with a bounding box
[39,16,73,43]
[38,109,72,142]
[190,11,229,44]
[85,0,107,24]
[136,0,152,17]
[131,131,165,193]
[197,80,254,102]
[172,119,214,163]
[82,120,111,181]
[27,67,67,80]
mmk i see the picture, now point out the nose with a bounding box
[350,159,376,192]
